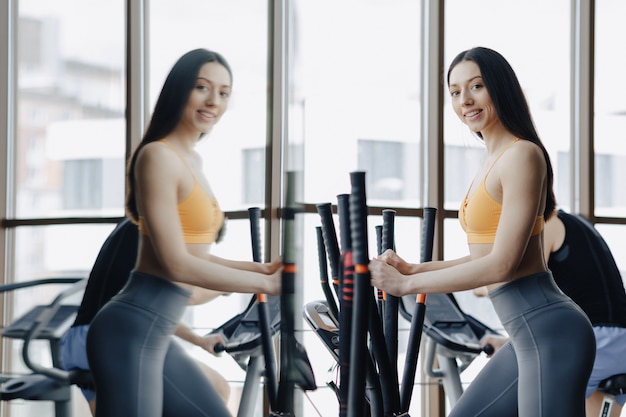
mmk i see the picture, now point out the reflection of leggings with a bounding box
[448,271,596,417]
[86,271,230,417]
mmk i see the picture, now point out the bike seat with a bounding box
[599,374,626,396]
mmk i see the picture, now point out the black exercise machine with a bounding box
[306,171,498,416]
[399,292,498,407]
[598,374,626,417]
[308,172,428,416]
[212,197,316,417]
[210,208,310,417]
[211,289,316,417]
[304,293,499,409]
[0,277,93,417]
[210,291,282,417]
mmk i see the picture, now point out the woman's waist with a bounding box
[112,270,191,319]
[137,239,210,271]
[488,270,573,320]
[132,262,190,289]
[137,239,208,269]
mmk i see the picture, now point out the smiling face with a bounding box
[448,60,500,136]
[180,61,232,136]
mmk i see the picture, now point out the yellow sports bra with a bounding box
[138,140,225,244]
[459,139,544,244]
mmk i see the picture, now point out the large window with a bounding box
[7,2,126,416]
[594,0,626,274]
[3,1,626,417]
[292,0,422,209]
[595,0,626,217]
[16,2,125,219]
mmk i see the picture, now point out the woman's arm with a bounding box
[186,286,228,305]
[174,324,226,356]
[377,250,471,275]
[134,143,282,295]
[203,253,283,275]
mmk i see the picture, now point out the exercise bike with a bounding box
[306,173,498,416]
[0,277,93,417]
[304,292,499,410]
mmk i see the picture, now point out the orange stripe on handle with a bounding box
[284,264,297,273]
[416,294,427,303]
[258,293,268,303]
[355,264,369,273]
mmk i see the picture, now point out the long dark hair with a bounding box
[447,47,556,220]
[125,49,232,222]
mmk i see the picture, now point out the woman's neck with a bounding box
[481,125,517,155]
[165,130,200,153]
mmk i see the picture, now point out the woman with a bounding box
[61,218,232,416]
[87,49,282,417]
[369,47,595,416]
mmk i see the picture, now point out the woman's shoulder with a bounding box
[138,140,169,157]
[495,139,546,183]
[506,139,545,166]
[135,141,183,175]
[513,137,543,152]
[137,140,175,162]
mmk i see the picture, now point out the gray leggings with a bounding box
[86,271,231,417]
[448,271,596,417]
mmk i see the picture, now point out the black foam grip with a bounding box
[348,172,369,265]
[316,226,339,320]
[248,207,262,263]
[420,207,436,263]
[316,203,341,280]
[381,209,396,252]
[337,194,352,252]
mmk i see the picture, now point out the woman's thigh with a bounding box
[87,301,171,417]
[514,302,595,417]
[448,342,519,417]
[162,342,231,417]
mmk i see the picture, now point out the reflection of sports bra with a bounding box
[138,140,225,244]
[459,138,543,244]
